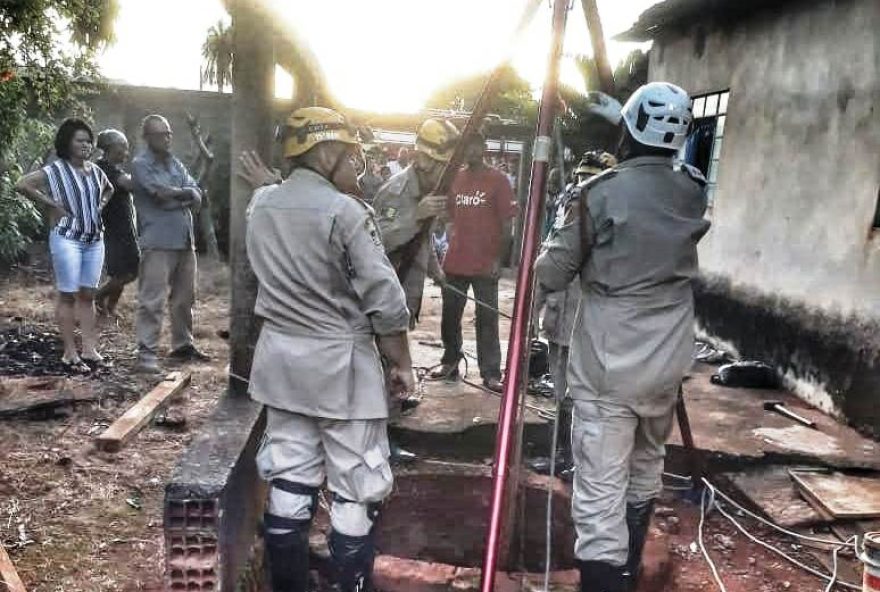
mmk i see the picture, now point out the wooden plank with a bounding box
[0,542,27,592]
[0,377,97,419]
[791,470,880,520]
[95,372,190,452]
[724,468,830,528]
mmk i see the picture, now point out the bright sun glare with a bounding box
[99,0,656,114]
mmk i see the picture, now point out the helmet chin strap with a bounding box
[328,148,349,182]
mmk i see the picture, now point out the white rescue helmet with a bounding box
[620,82,692,150]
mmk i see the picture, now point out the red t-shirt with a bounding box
[443,166,517,277]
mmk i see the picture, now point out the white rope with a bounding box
[702,479,848,546]
[542,396,562,591]
[823,538,853,592]
[713,501,860,591]
[699,486,729,592]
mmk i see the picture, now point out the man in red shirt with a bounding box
[432,132,516,392]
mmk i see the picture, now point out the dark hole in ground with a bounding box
[375,471,575,572]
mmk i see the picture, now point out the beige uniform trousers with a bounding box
[256,406,393,537]
[136,249,195,361]
[571,399,674,566]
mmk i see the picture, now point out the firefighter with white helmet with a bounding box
[536,82,711,591]
[245,106,413,592]
[531,150,616,479]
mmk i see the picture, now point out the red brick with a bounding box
[373,555,456,592]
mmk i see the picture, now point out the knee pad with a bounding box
[330,495,382,538]
[266,479,319,533]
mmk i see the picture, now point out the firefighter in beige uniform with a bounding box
[372,119,459,463]
[246,107,414,592]
[531,151,615,478]
[374,118,460,324]
[536,83,710,592]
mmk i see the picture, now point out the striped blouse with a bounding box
[42,159,110,243]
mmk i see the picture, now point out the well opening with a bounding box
[375,469,575,572]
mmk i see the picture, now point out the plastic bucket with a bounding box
[862,532,880,591]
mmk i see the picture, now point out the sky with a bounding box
[98,0,660,113]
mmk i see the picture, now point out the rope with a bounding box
[699,478,861,591]
[542,396,562,590]
[699,486,729,592]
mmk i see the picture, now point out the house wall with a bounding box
[84,85,296,253]
[648,0,880,434]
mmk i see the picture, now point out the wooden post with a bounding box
[228,0,274,396]
[0,542,26,592]
[581,0,616,95]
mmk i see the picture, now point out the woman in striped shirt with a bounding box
[16,118,113,368]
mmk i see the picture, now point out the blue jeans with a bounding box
[49,229,105,293]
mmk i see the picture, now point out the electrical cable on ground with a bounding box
[699,478,861,591]
[699,486,729,592]
[823,537,856,592]
[702,479,848,547]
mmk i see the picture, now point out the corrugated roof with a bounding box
[616,0,807,42]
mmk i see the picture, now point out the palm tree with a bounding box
[201,21,234,93]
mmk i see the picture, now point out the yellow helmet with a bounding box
[281,106,359,159]
[415,119,460,163]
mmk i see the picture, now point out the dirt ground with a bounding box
[0,255,863,591]
[0,254,231,592]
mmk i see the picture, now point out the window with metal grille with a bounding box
[680,90,729,207]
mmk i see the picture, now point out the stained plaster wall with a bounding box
[647,0,880,432]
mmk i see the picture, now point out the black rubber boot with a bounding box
[625,499,656,589]
[264,516,312,592]
[328,530,376,592]
[578,560,628,592]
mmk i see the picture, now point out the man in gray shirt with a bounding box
[131,114,208,373]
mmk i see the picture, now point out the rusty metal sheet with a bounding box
[791,471,880,520]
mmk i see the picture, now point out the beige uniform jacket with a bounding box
[536,156,711,417]
[538,183,585,347]
[246,168,410,420]
[373,166,441,318]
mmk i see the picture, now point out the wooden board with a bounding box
[94,372,190,452]
[723,468,830,528]
[791,470,880,520]
[0,542,27,592]
[0,377,97,419]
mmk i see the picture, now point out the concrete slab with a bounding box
[672,363,880,470]
[394,280,556,460]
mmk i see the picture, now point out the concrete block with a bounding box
[164,393,266,591]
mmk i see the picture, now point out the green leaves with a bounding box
[0,0,117,260]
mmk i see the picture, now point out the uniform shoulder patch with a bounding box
[678,163,708,187]
[364,214,384,248]
[378,206,398,221]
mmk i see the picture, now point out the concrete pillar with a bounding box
[228,0,274,396]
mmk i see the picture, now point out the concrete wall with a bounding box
[647,0,880,433]
[84,85,297,253]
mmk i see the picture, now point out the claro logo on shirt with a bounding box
[455,191,488,207]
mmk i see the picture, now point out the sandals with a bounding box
[81,351,111,369]
[61,354,90,373]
